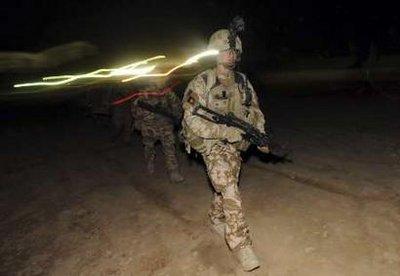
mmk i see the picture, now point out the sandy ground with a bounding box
[1,92,400,275]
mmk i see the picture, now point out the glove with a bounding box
[223,126,243,143]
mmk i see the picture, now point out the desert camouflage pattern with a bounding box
[182,68,265,155]
[182,68,266,250]
[208,29,242,54]
[132,90,182,172]
[205,143,251,249]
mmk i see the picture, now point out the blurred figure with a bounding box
[132,79,184,183]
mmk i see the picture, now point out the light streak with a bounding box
[121,49,218,82]
[13,56,165,88]
[112,80,181,106]
[13,49,218,88]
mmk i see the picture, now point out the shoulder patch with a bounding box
[186,89,198,106]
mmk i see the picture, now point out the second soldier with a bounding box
[132,79,185,183]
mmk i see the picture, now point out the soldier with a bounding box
[181,28,269,271]
[132,79,185,183]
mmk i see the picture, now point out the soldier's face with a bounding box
[217,49,237,69]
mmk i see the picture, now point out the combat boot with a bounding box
[168,169,184,183]
[235,245,260,272]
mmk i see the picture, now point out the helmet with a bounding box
[139,77,167,94]
[207,29,242,54]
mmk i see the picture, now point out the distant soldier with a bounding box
[132,79,184,183]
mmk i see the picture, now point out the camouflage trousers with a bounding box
[203,143,252,250]
[142,127,179,172]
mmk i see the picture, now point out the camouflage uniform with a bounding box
[132,89,183,180]
[182,68,266,250]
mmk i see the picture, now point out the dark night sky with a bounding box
[1,0,399,56]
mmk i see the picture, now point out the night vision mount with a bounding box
[228,16,245,50]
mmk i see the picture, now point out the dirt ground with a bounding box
[1,90,400,275]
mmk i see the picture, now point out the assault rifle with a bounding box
[193,104,291,162]
[193,104,270,147]
[137,100,181,126]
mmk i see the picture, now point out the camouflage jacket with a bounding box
[182,68,266,154]
[132,91,182,133]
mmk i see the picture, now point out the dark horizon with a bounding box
[2,0,399,57]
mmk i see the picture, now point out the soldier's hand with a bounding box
[224,127,243,143]
[257,145,270,154]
